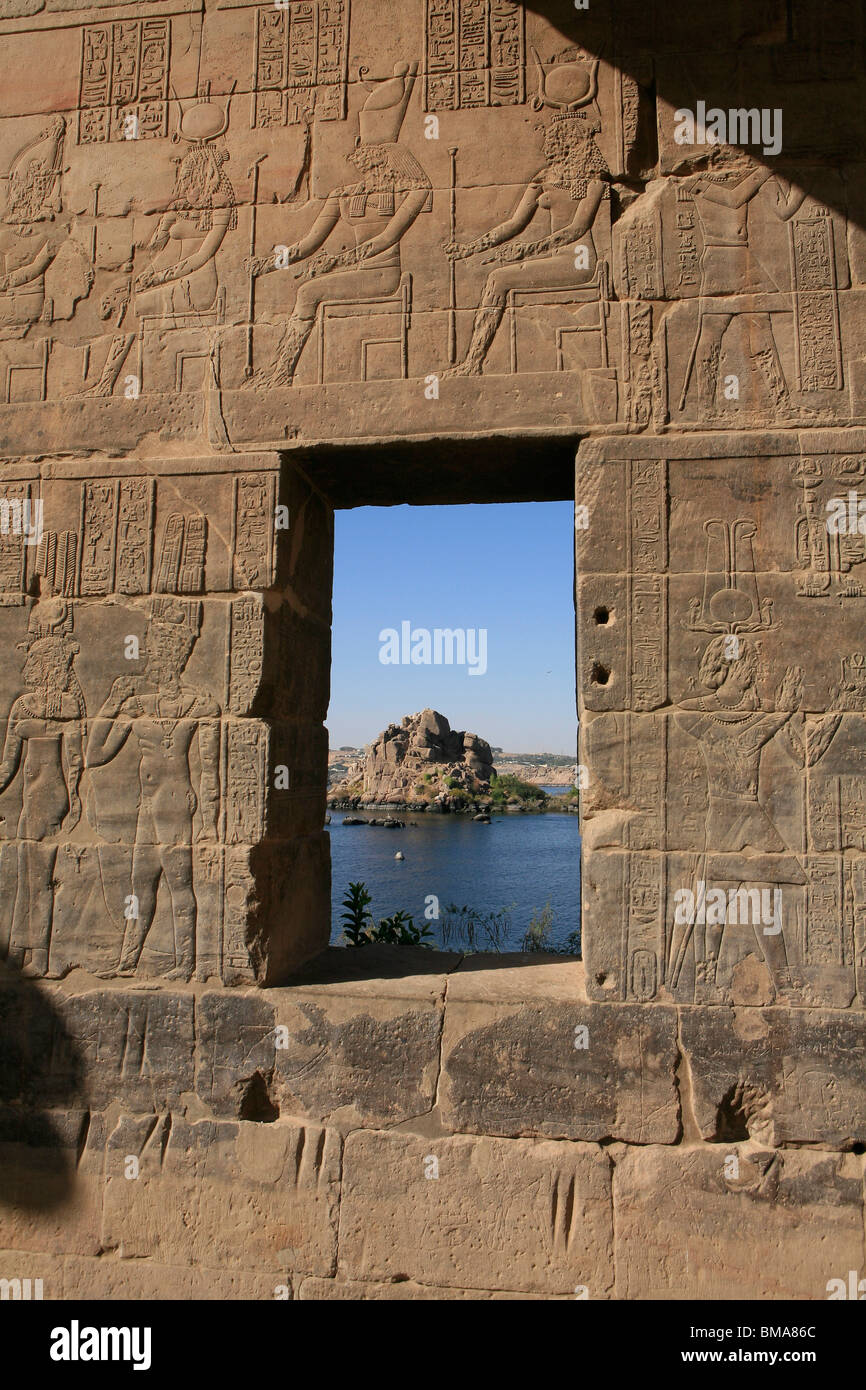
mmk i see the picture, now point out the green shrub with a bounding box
[340,881,373,947]
[371,910,434,947]
[488,772,547,806]
[339,883,433,948]
[520,901,556,952]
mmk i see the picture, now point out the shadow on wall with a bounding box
[0,958,85,1213]
[525,0,859,229]
[287,941,573,986]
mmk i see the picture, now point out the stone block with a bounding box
[440,958,679,1142]
[681,1005,866,1146]
[102,1116,340,1275]
[339,1130,613,1296]
[614,1145,864,1300]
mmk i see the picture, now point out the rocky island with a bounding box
[329,709,575,814]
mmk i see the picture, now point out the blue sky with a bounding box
[328,501,576,753]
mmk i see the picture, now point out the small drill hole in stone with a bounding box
[590,662,610,686]
[593,606,610,625]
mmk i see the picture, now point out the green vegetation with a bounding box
[370,910,434,947]
[339,881,373,947]
[339,883,580,956]
[339,881,434,948]
[439,903,515,952]
[488,771,548,807]
[520,900,556,951]
[518,901,580,955]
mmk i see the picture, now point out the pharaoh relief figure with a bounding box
[0,117,80,339]
[0,599,85,979]
[677,142,808,420]
[87,92,236,396]
[246,62,432,389]
[444,49,610,377]
[672,636,807,1003]
[86,598,220,982]
[669,520,841,1003]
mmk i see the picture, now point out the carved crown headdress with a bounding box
[148,596,202,638]
[357,62,417,146]
[5,116,65,223]
[531,47,599,121]
[173,83,233,144]
[21,594,73,647]
[685,518,774,635]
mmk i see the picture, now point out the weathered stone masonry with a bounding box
[1,0,866,1298]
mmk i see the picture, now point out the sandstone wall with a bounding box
[1,0,865,1299]
[3,951,864,1300]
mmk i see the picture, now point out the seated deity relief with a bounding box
[0,11,860,437]
[84,91,237,400]
[245,62,432,389]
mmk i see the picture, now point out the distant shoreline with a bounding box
[328,796,578,817]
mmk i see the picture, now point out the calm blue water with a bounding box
[328,807,581,952]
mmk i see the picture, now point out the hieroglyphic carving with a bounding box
[178,516,207,594]
[78,481,116,595]
[630,575,666,711]
[156,513,208,595]
[79,479,195,597]
[622,300,655,427]
[789,215,843,392]
[804,856,845,966]
[613,69,641,172]
[228,595,265,713]
[116,479,155,595]
[251,1,350,129]
[424,0,524,111]
[36,530,78,599]
[673,187,700,292]
[232,473,276,589]
[791,456,866,597]
[625,853,664,1002]
[837,653,866,710]
[224,722,267,844]
[620,214,662,301]
[223,846,252,973]
[628,460,667,710]
[78,19,171,144]
[0,481,31,605]
[625,713,666,853]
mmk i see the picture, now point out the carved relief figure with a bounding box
[246,62,432,388]
[87,94,237,397]
[670,518,842,1002]
[0,118,66,339]
[444,50,609,377]
[677,143,807,419]
[86,598,220,981]
[0,600,84,978]
[672,636,806,1001]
